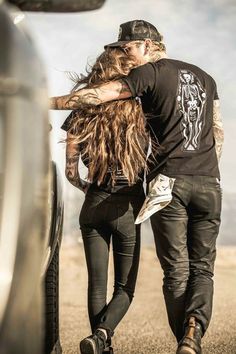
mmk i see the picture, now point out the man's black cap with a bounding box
[104,20,162,49]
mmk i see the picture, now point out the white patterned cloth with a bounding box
[135,174,176,224]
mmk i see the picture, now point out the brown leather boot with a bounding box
[176,317,202,354]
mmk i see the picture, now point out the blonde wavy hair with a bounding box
[66,48,149,186]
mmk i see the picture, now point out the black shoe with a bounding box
[80,329,110,354]
[176,317,202,354]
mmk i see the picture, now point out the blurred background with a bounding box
[25,0,236,246]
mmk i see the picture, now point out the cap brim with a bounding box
[104,40,131,49]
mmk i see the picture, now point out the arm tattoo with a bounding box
[50,89,101,110]
[50,80,131,110]
[213,99,224,162]
[65,141,83,189]
[65,91,101,108]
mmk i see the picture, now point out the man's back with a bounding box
[123,58,219,181]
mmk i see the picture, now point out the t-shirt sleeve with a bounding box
[61,111,75,133]
[212,78,219,100]
[122,62,156,97]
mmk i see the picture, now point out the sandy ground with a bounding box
[59,239,236,354]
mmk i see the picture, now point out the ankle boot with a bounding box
[80,329,110,354]
[176,317,202,354]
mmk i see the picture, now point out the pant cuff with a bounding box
[184,314,205,336]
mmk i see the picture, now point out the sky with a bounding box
[24,0,236,193]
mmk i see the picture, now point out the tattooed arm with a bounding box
[213,99,224,162]
[65,133,90,192]
[50,80,132,110]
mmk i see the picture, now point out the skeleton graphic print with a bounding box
[177,70,206,151]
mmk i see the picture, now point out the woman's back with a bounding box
[62,47,149,189]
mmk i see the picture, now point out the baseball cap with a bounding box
[104,20,162,49]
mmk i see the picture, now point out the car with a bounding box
[0,0,105,353]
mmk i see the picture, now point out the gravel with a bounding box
[59,240,236,354]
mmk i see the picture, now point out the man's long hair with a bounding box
[66,48,149,186]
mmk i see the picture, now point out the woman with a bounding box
[61,47,150,354]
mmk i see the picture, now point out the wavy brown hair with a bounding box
[66,48,149,186]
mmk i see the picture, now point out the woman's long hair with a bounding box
[66,48,149,186]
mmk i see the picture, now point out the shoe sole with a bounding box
[80,338,97,354]
[176,345,197,354]
[103,349,114,354]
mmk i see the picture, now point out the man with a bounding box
[50,20,224,354]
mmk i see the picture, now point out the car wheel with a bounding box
[44,243,62,354]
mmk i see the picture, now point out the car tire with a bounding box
[44,243,62,354]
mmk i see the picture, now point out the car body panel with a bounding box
[0,3,58,353]
[0,0,106,352]
[8,0,106,12]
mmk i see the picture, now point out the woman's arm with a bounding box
[65,133,90,192]
[50,80,131,110]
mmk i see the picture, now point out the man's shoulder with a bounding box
[170,58,215,80]
[132,61,156,73]
[127,61,156,79]
[152,58,214,79]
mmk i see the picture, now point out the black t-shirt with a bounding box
[61,111,75,133]
[122,58,220,182]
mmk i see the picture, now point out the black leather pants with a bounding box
[79,184,145,338]
[150,175,222,342]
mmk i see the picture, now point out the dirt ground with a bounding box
[59,238,236,354]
